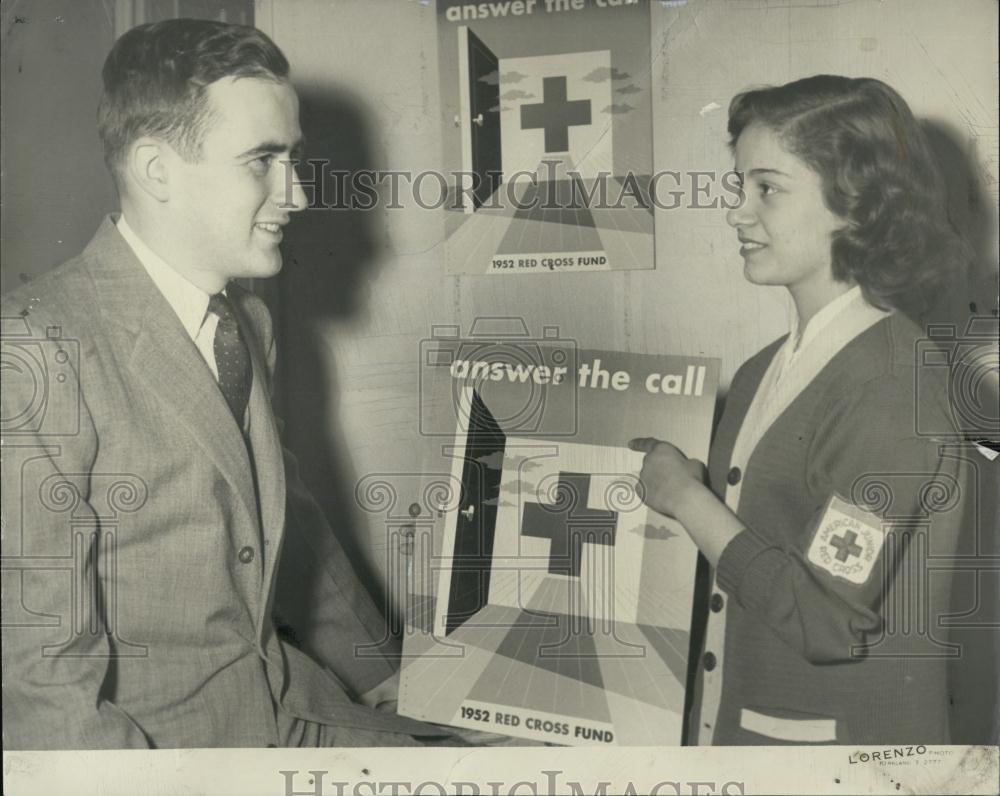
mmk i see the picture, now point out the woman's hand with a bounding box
[628,437,707,519]
[628,437,741,566]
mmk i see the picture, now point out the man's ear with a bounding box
[126,137,171,202]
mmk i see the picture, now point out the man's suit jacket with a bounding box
[1,217,436,748]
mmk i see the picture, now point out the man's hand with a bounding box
[628,437,707,519]
[358,671,399,713]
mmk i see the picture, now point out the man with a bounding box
[1,18,453,749]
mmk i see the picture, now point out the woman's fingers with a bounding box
[628,436,662,453]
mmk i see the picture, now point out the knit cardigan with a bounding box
[692,311,969,744]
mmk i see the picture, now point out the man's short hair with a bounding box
[97,18,290,182]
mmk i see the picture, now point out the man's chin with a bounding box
[242,254,284,281]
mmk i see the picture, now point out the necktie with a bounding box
[208,292,251,426]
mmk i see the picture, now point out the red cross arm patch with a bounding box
[805,494,887,586]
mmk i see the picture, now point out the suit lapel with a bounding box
[83,218,260,534]
[235,295,288,634]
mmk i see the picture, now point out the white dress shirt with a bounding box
[116,215,222,380]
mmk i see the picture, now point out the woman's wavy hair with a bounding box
[728,75,967,318]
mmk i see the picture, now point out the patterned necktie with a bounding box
[208,292,251,426]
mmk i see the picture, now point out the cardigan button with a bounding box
[703,651,717,671]
[727,466,742,486]
[238,546,255,564]
[710,593,724,613]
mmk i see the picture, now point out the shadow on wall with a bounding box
[265,83,397,628]
[0,2,118,293]
[948,453,1000,745]
[922,119,1000,325]
[922,120,999,744]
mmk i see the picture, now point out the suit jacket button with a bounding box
[726,466,741,485]
[703,651,717,671]
[238,546,255,564]
[710,593,724,612]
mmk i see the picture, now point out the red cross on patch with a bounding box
[806,495,887,585]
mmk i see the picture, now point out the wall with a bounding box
[1,0,118,294]
[0,0,254,293]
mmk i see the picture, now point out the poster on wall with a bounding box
[398,325,719,745]
[437,0,655,275]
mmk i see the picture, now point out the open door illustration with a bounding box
[440,3,654,273]
[443,388,505,635]
[402,341,719,745]
[458,26,502,212]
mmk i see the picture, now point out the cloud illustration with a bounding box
[583,66,631,83]
[602,103,635,115]
[501,89,535,101]
[498,479,544,499]
[474,451,505,469]
[478,70,500,86]
[500,70,529,83]
[638,523,679,541]
[616,84,642,95]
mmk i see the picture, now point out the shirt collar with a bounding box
[729,284,892,475]
[116,214,213,342]
[780,284,892,376]
[789,285,868,353]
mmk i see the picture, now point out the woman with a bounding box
[631,75,970,745]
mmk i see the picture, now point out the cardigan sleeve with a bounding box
[714,368,966,664]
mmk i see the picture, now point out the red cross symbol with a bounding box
[520,472,617,578]
[520,76,592,153]
[830,530,863,562]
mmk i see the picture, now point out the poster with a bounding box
[437,0,655,274]
[399,325,719,744]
